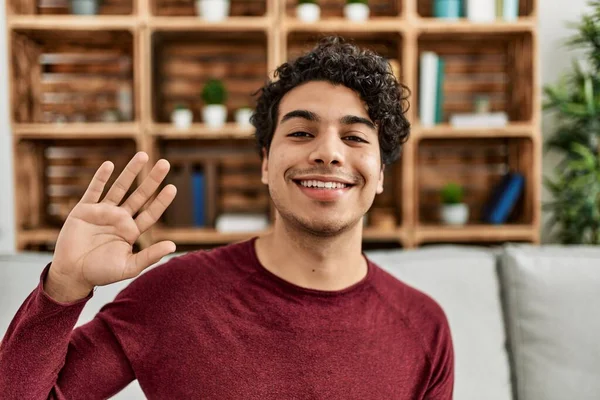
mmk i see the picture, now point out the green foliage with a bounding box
[347,0,368,4]
[440,182,464,205]
[298,0,318,4]
[201,79,227,105]
[543,1,600,243]
[543,143,600,244]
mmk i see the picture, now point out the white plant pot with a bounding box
[171,109,193,130]
[440,203,469,225]
[344,3,370,21]
[202,104,227,128]
[196,0,230,22]
[296,3,320,23]
[235,108,253,127]
[466,0,495,22]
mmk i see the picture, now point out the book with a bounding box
[435,57,445,124]
[502,0,519,21]
[481,172,524,224]
[192,170,206,227]
[419,51,439,127]
[449,112,508,128]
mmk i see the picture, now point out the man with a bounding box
[0,36,453,399]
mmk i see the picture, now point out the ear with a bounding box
[376,164,385,194]
[261,147,269,185]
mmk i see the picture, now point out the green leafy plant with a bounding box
[298,0,317,4]
[346,0,368,4]
[440,182,464,205]
[201,79,227,105]
[543,143,600,244]
[543,0,600,244]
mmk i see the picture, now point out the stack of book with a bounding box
[433,0,520,21]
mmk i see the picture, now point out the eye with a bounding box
[344,135,369,143]
[288,131,313,138]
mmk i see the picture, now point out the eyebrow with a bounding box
[280,109,376,131]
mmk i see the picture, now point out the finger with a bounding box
[121,159,171,217]
[80,161,115,204]
[124,240,176,278]
[102,151,149,206]
[135,184,177,234]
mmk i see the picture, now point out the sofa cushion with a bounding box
[366,245,512,400]
[500,244,600,400]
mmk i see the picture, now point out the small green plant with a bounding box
[440,182,464,205]
[298,0,317,4]
[201,79,227,105]
[347,0,367,4]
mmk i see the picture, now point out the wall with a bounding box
[0,0,594,252]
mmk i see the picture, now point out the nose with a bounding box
[308,129,344,166]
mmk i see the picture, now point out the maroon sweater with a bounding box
[0,238,454,399]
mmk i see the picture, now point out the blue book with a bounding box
[192,170,205,227]
[482,172,524,224]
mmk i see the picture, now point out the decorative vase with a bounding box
[70,0,99,15]
[196,0,230,22]
[344,3,369,21]
[235,108,253,127]
[202,104,227,128]
[171,109,193,130]
[296,3,320,23]
[440,203,469,225]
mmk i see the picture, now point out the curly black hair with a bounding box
[250,35,411,166]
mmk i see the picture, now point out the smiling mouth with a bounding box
[292,179,355,190]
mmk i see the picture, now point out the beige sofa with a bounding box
[1,244,599,399]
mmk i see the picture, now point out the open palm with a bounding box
[50,152,177,291]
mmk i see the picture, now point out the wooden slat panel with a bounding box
[154,32,267,123]
[285,0,399,17]
[154,0,266,17]
[417,138,530,224]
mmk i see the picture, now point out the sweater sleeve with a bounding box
[0,263,135,399]
[423,313,454,400]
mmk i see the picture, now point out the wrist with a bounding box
[44,265,94,303]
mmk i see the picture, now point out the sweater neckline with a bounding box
[245,236,375,298]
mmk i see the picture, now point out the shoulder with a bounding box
[369,261,453,356]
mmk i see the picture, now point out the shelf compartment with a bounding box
[417,0,535,18]
[157,138,270,231]
[417,31,534,125]
[11,29,136,125]
[286,30,403,80]
[14,138,138,234]
[8,0,133,15]
[416,137,535,225]
[152,0,267,17]
[151,30,268,124]
[284,0,401,19]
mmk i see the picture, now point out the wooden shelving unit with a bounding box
[6,0,541,251]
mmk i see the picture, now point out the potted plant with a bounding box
[70,0,100,15]
[195,0,230,22]
[543,4,600,244]
[296,0,320,23]
[344,0,369,22]
[171,103,193,130]
[235,106,253,127]
[439,182,469,225]
[201,79,227,128]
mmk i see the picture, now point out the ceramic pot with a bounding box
[235,108,253,127]
[296,3,320,23]
[440,203,469,225]
[171,109,193,130]
[344,3,369,21]
[196,0,230,22]
[202,104,227,128]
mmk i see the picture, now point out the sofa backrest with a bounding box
[367,245,513,400]
[498,244,600,400]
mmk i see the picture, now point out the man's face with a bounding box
[261,80,385,236]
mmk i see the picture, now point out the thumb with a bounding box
[125,241,177,278]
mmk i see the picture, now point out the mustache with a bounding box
[286,167,363,185]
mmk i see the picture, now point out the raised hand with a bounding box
[45,152,177,302]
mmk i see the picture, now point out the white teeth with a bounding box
[299,180,348,189]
